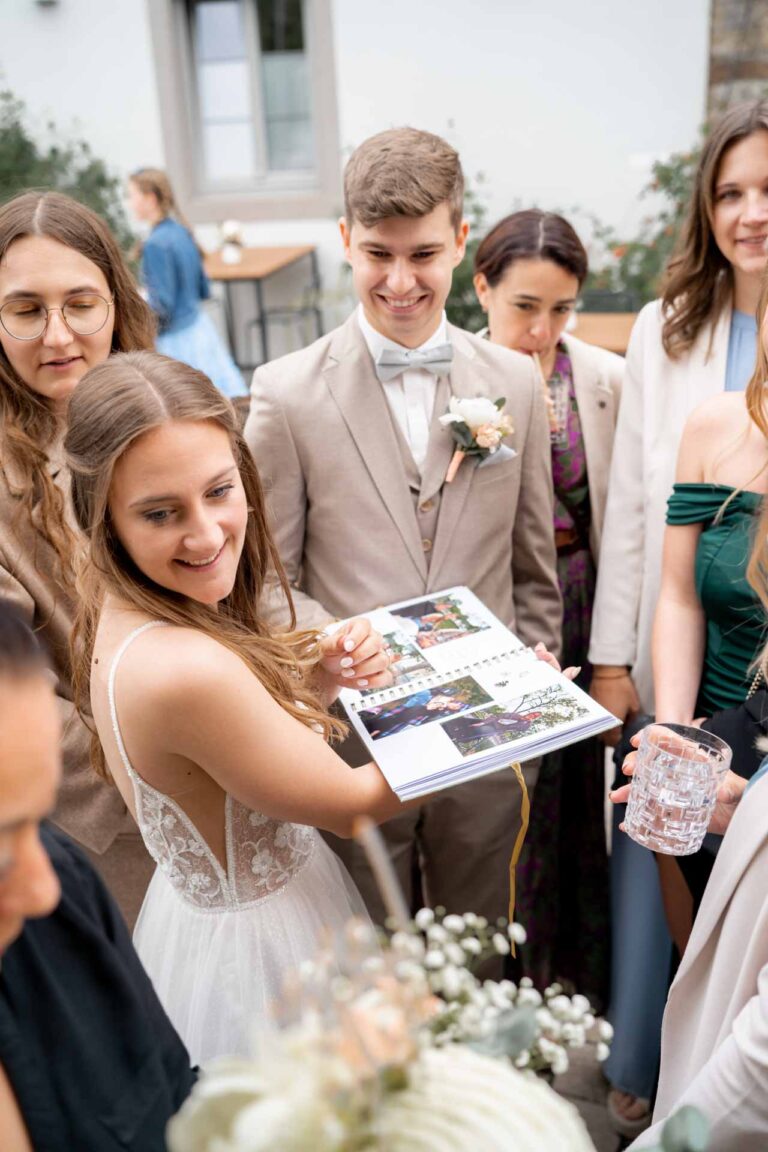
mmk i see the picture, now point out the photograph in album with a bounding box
[377,632,433,683]
[388,593,491,650]
[338,586,618,799]
[358,676,492,740]
[442,686,590,758]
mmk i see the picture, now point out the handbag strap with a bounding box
[747,666,765,700]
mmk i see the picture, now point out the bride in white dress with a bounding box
[64,351,404,1064]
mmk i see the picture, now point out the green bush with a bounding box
[446,174,490,333]
[447,144,701,328]
[0,89,133,252]
[583,145,700,308]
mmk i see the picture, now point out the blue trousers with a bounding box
[604,802,673,1099]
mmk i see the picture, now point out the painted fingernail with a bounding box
[342,669,356,678]
[340,656,354,668]
[343,637,356,652]
[357,679,369,687]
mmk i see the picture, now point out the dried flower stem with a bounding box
[353,816,410,930]
[445,449,466,484]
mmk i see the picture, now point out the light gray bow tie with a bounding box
[375,343,453,382]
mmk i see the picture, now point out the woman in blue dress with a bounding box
[128,169,245,398]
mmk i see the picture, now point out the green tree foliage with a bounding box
[447,146,701,327]
[583,146,701,308]
[0,89,133,251]
[446,173,489,333]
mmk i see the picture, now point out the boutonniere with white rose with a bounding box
[439,396,515,483]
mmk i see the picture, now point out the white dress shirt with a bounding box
[357,305,448,474]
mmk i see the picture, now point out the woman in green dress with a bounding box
[651,383,768,947]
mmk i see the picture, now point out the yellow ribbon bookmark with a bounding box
[507,761,530,957]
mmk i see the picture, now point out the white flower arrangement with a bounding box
[390,908,611,1079]
[219,219,244,265]
[439,396,515,482]
[168,910,617,1151]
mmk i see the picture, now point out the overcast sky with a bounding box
[333,0,709,238]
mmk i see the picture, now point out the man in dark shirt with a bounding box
[0,601,195,1150]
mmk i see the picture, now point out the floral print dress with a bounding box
[514,344,609,1007]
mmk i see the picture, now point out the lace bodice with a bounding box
[108,622,315,913]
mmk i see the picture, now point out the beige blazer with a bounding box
[0,442,134,853]
[246,313,562,655]
[588,300,730,708]
[561,333,623,560]
[632,771,768,1149]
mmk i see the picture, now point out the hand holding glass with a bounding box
[621,724,732,855]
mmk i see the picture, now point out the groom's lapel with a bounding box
[324,317,428,580]
[419,332,481,503]
[425,329,483,579]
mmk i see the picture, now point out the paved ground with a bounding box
[555,1044,623,1152]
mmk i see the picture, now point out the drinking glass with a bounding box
[624,723,732,855]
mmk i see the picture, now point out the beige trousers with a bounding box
[324,760,538,928]
[85,833,155,933]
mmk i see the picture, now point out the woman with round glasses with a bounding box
[0,190,157,926]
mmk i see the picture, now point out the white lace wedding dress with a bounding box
[108,622,369,1064]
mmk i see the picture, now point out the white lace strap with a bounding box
[107,621,168,781]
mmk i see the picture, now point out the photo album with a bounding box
[338,586,618,800]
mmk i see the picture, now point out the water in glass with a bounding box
[624,723,732,855]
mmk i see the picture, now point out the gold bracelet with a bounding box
[591,671,630,681]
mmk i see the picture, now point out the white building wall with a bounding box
[332,0,709,238]
[0,0,709,358]
[0,0,165,174]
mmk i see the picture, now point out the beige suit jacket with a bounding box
[561,333,623,561]
[246,314,562,655]
[632,771,768,1149]
[588,300,730,708]
[0,442,134,853]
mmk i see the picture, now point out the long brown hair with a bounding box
[66,351,344,779]
[661,100,768,359]
[0,191,155,589]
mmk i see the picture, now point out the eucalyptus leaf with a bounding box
[494,397,506,410]
[452,424,474,448]
[659,1106,710,1152]
[467,1005,537,1060]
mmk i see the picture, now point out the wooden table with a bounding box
[204,244,321,368]
[571,312,636,356]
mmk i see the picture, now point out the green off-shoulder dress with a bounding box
[666,483,766,714]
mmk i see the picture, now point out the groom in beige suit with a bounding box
[245,127,561,925]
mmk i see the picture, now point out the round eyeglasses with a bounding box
[0,294,114,341]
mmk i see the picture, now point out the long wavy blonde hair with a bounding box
[0,191,155,592]
[745,268,768,441]
[66,351,344,779]
[661,99,768,360]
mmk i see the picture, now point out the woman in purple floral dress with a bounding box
[474,211,623,1006]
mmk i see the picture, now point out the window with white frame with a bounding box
[189,0,315,188]
[149,0,339,219]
